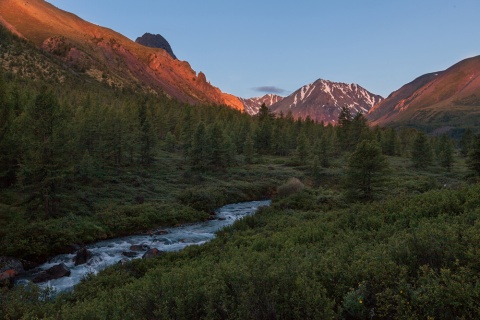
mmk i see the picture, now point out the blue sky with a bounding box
[48,0,480,99]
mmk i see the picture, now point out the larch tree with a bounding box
[345,140,389,201]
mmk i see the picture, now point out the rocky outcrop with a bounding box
[32,263,71,283]
[0,0,244,112]
[136,32,177,59]
[74,247,92,266]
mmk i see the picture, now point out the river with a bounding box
[16,200,270,294]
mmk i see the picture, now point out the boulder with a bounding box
[0,256,24,275]
[74,247,92,266]
[130,244,150,251]
[142,248,164,259]
[122,251,138,258]
[32,263,71,283]
[0,269,16,287]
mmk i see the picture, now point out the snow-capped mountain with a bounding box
[240,94,284,115]
[269,79,383,124]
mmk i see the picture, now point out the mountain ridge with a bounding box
[0,0,244,111]
[269,79,383,124]
[367,55,480,128]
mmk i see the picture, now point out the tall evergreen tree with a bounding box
[243,133,255,164]
[436,134,454,171]
[467,134,480,176]
[411,132,433,168]
[345,140,389,201]
[382,128,397,156]
[460,128,474,157]
[190,122,208,171]
[296,133,309,164]
[337,105,353,151]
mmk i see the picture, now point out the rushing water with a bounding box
[17,200,270,294]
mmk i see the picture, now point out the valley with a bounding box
[1,0,480,319]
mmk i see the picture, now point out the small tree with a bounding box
[296,133,308,164]
[436,134,454,171]
[411,132,433,169]
[243,133,255,164]
[467,134,480,176]
[345,140,389,201]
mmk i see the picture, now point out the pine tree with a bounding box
[411,132,433,168]
[345,140,389,201]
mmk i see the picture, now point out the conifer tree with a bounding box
[382,128,397,156]
[165,131,176,152]
[296,133,309,164]
[345,140,389,201]
[436,134,454,171]
[337,105,353,151]
[460,128,474,157]
[315,135,331,168]
[190,122,208,171]
[467,134,480,176]
[312,155,322,187]
[243,133,255,164]
[411,132,433,168]
[207,122,228,169]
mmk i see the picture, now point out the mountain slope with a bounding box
[0,0,243,111]
[367,55,480,128]
[240,94,284,115]
[269,79,382,124]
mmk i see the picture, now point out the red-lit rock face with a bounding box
[0,0,244,111]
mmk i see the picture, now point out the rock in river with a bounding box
[32,263,71,283]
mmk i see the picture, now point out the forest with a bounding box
[1,26,480,319]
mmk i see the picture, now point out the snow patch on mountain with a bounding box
[241,94,284,115]
[268,78,383,124]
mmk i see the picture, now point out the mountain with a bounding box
[0,0,243,111]
[368,56,480,129]
[240,94,284,115]
[135,33,176,59]
[269,79,383,124]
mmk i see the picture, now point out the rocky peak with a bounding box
[240,94,284,115]
[135,32,176,59]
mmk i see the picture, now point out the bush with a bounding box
[276,178,304,199]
